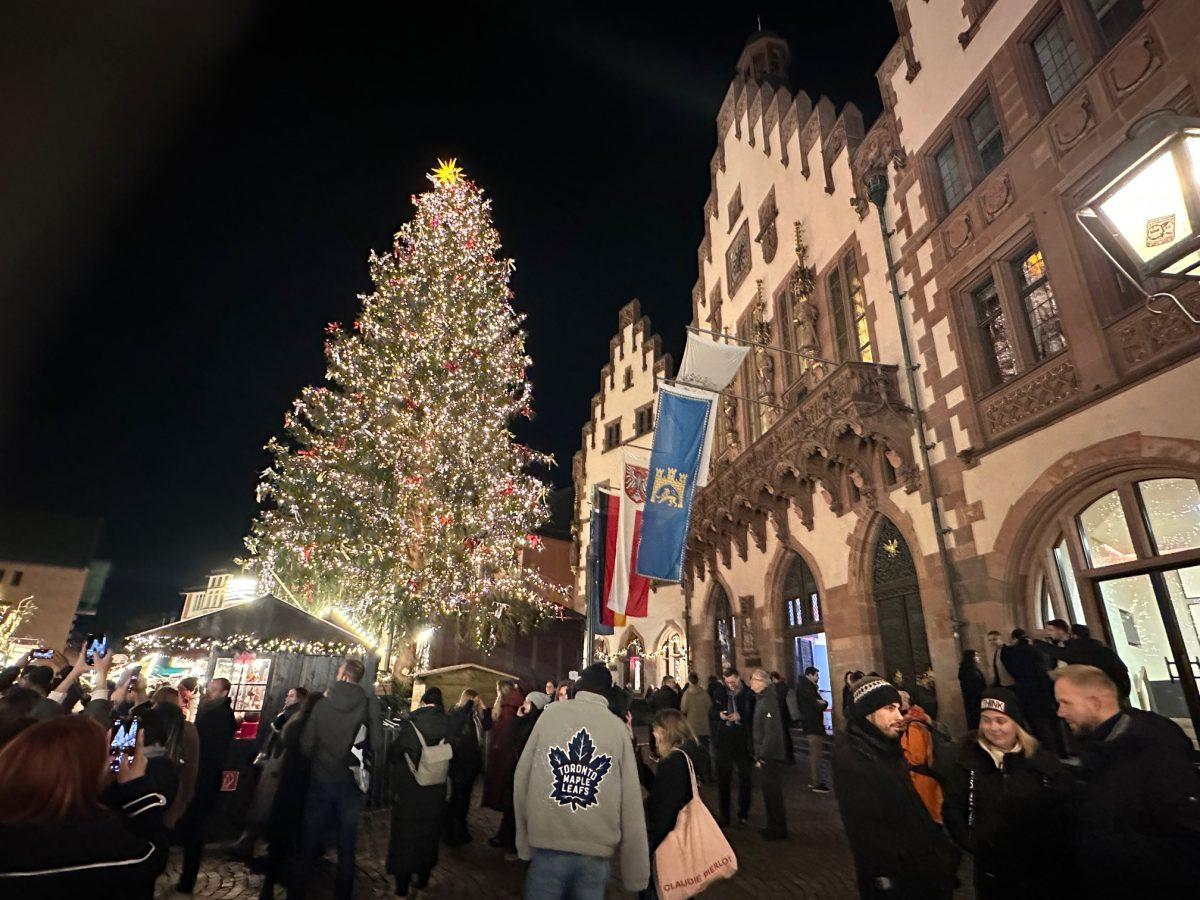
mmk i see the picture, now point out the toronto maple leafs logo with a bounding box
[547,728,612,812]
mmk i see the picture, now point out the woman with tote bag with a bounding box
[642,709,737,899]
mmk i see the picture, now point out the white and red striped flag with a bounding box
[606,453,651,618]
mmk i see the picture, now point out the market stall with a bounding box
[126,593,375,835]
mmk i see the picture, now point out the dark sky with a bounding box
[0,2,899,634]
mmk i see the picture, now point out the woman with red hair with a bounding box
[0,715,169,894]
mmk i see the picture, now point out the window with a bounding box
[934,140,967,210]
[1030,475,1200,740]
[781,554,822,632]
[603,420,622,451]
[11,571,23,587]
[826,249,873,363]
[633,403,654,437]
[622,366,633,390]
[727,186,743,228]
[1087,0,1144,48]
[968,94,1004,174]
[1012,246,1067,361]
[1033,13,1085,104]
[779,275,818,388]
[959,237,1071,397]
[971,277,1017,388]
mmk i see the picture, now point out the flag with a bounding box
[606,454,650,618]
[589,491,615,636]
[636,385,712,582]
[675,331,748,486]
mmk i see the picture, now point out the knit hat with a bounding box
[524,690,550,711]
[851,676,902,718]
[979,686,1026,729]
[574,663,613,695]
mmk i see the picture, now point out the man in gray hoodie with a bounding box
[292,658,380,900]
[514,663,649,898]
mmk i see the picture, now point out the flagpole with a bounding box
[584,483,599,667]
[664,377,789,412]
[686,324,839,366]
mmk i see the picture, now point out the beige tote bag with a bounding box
[654,750,738,898]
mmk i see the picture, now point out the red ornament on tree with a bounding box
[443,361,460,372]
[325,322,341,335]
[520,407,534,420]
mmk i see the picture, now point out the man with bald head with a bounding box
[1053,665,1200,895]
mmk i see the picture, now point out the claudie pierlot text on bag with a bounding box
[659,855,735,894]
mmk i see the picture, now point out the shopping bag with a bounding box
[654,751,737,898]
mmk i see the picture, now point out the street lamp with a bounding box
[1075,109,1200,323]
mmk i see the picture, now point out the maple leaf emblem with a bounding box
[547,728,612,812]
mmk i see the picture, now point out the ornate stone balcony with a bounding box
[687,361,918,582]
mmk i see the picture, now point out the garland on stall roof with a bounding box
[593,639,688,663]
[125,632,362,657]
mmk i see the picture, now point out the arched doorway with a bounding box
[620,630,645,694]
[871,518,931,692]
[780,552,832,732]
[656,628,687,684]
[712,584,736,673]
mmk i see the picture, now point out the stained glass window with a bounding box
[1014,246,1067,360]
[971,277,1017,387]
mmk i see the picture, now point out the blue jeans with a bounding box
[291,774,365,900]
[524,848,611,900]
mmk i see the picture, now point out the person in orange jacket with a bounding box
[898,689,943,824]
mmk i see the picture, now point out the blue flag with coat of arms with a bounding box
[636,384,712,582]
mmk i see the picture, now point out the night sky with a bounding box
[0,3,898,635]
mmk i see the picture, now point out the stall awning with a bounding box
[126,593,367,656]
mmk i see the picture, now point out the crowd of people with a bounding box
[1,628,1198,900]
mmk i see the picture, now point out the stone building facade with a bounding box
[676,0,1200,737]
[572,301,689,693]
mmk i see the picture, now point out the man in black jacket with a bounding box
[833,675,959,899]
[1054,664,1200,896]
[175,676,236,895]
[709,667,755,827]
[649,676,681,713]
[1000,629,1061,754]
[750,669,788,840]
[293,658,380,900]
[1040,624,1131,702]
[796,666,831,792]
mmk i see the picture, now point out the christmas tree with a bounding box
[245,159,562,649]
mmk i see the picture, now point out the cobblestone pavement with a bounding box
[158,749,970,899]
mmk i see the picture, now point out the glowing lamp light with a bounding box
[1076,110,1200,322]
[225,576,258,604]
[415,626,435,644]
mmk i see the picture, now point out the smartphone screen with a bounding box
[85,634,108,665]
[109,718,138,773]
[31,648,54,659]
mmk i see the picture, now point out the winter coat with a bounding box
[1069,710,1200,896]
[513,690,650,893]
[0,776,169,897]
[483,687,524,810]
[263,697,321,848]
[752,686,787,762]
[649,685,680,713]
[795,677,828,735]
[942,734,1075,898]
[1039,638,1131,701]
[899,707,942,824]
[446,703,484,781]
[999,640,1055,719]
[166,720,200,828]
[500,708,543,820]
[709,682,754,755]
[386,704,449,880]
[300,681,377,784]
[194,696,237,801]
[957,663,986,731]
[679,684,712,738]
[644,742,700,852]
[832,717,959,899]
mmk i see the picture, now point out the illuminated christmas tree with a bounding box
[245,160,561,649]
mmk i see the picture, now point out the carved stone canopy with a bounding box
[688,361,917,583]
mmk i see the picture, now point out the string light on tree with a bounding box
[242,159,564,649]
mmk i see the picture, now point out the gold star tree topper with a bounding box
[432,158,465,186]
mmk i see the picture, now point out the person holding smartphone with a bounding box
[0,715,170,894]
